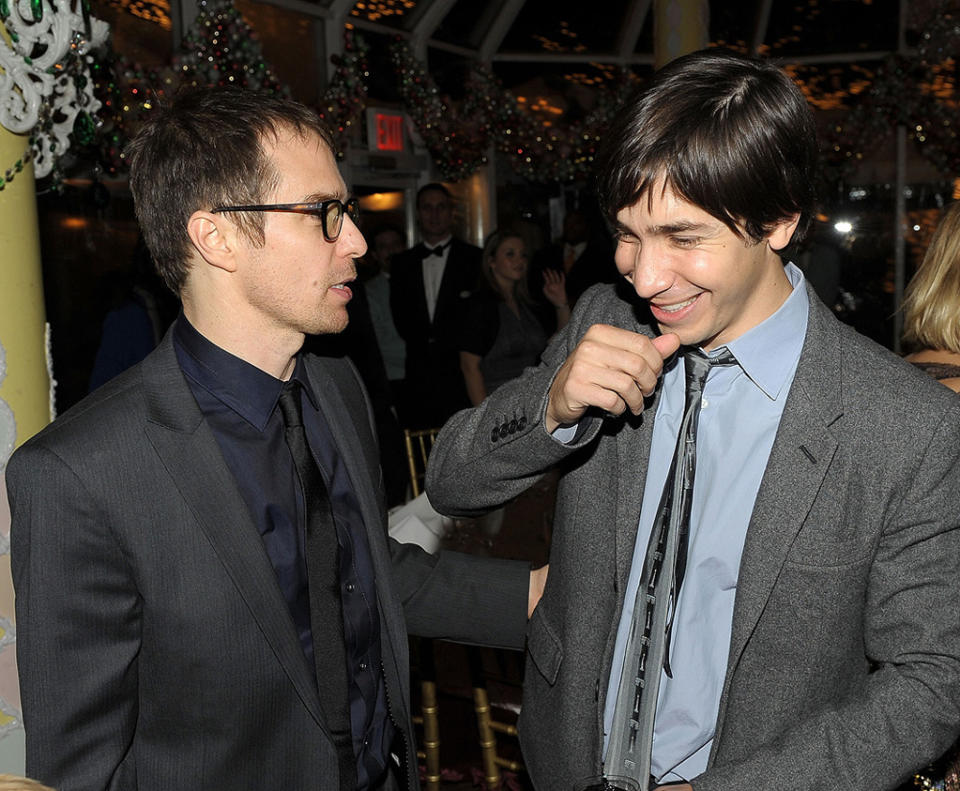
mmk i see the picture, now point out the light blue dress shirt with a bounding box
[601,263,810,782]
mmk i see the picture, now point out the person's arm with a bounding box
[388,538,532,650]
[427,286,677,517]
[9,443,140,791]
[460,351,487,406]
[542,268,571,331]
[691,401,960,791]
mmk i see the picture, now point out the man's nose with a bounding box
[338,214,367,258]
[616,240,672,298]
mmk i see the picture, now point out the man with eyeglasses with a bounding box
[6,87,541,791]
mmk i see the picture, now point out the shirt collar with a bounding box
[173,315,318,431]
[720,261,809,400]
[423,235,452,252]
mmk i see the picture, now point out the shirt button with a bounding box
[701,397,709,409]
[345,582,356,593]
[359,661,368,671]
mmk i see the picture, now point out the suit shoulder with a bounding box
[824,317,960,436]
[9,364,146,478]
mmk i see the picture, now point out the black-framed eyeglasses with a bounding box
[211,198,360,243]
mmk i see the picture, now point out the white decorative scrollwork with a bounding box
[0,0,108,177]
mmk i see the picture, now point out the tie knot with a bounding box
[278,380,304,429]
[682,348,737,395]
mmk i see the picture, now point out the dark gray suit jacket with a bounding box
[427,282,960,791]
[8,330,529,791]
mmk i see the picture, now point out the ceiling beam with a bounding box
[478,0,526,62]
[492,51,656,65]
[410,0,457,59]
[241,0,330,20]
[772,51,892,66]
[615,0,651,60]
[750,0,773,56]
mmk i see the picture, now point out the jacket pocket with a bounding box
[526,604,562,686]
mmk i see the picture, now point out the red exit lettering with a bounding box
[375,113,404,152]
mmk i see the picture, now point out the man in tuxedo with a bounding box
[426,50,960,791]
[7,88,539,791]
[389,184,481,428]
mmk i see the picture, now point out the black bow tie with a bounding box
[423,241,451,258]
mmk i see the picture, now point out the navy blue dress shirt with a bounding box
[173,316,393,790]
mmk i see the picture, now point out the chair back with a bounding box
[403,427,441,499]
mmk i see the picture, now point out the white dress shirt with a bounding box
[422,235,452,323]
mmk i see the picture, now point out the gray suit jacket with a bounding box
[8,329,529,791]
[427,282,960,791]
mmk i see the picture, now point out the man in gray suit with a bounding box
[426,49,960,791]
[7,88,541,791]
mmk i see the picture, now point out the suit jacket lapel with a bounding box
[713,291,843,740]
[434,241,466,326]
[140,333,324,726]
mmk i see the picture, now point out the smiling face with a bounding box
[489,235,529,288]
[613,181,797,351]
[235,127,367,340]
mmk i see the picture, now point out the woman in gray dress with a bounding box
[458,230,569,405]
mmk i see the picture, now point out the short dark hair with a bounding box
[416,182,452,208]
[596,49,818,245]
[127,87,336,293]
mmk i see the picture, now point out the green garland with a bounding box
[823,0,960,183]
[390,38,638,184]
[318,29,370,160]
[79,0,960,188]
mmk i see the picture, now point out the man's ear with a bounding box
[187,210,238,273]
[767,214,801,252]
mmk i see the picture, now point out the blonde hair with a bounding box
[0,775,55,791]
[903,201,960,353]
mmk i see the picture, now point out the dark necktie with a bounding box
[606,348,738,790]
[278,380,356,790]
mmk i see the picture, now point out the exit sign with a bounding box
[367,108,406,153]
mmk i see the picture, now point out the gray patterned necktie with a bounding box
[605,348,738,790]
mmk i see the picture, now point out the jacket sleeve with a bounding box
[426,285,616,517]
[9,442,141,791]
[389,539,530,650]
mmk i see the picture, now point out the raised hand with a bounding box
[545,325,680,433]
[542,268,569,308]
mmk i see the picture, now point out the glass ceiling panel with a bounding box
[499,0,629,56]
[764,0,899,58]
[711,0,760,51]
[349,0,418,30]
[431,1,494,50]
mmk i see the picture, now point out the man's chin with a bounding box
[305,312,349,337]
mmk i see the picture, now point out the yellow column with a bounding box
[654,0,709,69]
[0,121,50,773]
